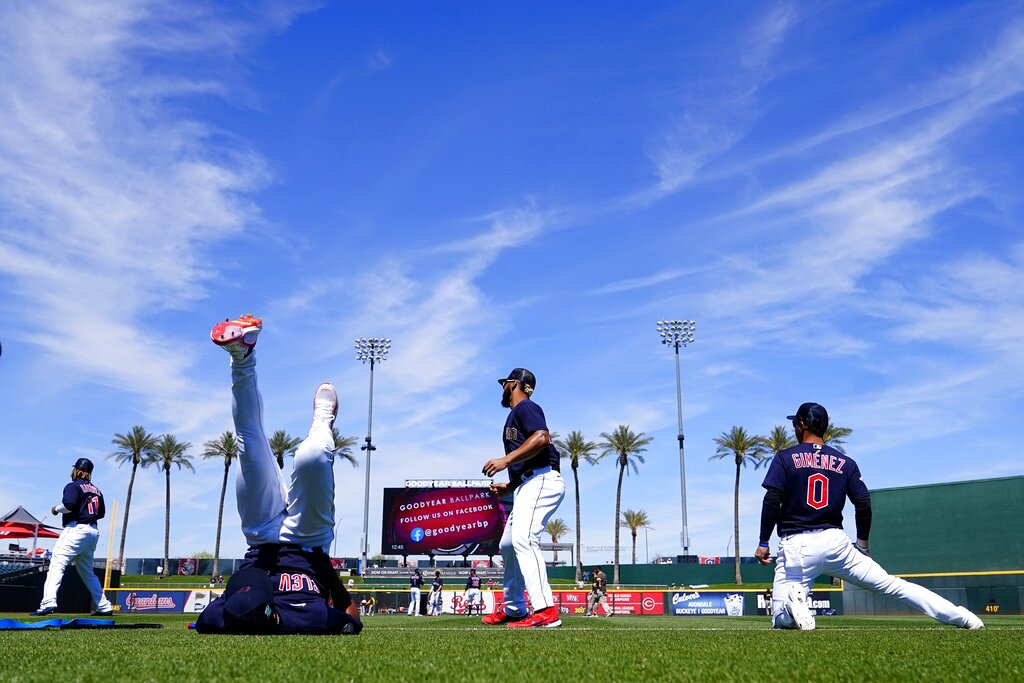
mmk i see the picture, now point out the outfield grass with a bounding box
[2,612,1020,682]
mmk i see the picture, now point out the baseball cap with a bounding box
[498,368,536,389]
[222,567,276,632]
[73,458,94,473]
[787,402,829,436]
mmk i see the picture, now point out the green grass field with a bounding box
[2,612,1021,682]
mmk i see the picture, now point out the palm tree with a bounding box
[147,434,194,578]
[554,431,602,582]
[108,426,159,572]
[544,518,571,564]
[269,430,301,469]
[599,425,652,585]
[762,424,797,455]
[331,427,359,468]
[620,509,653,564]
[201,431,239,578]
[709,426,769,585]
[823,424,853,454]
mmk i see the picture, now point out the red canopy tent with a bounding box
[0,507,61,553]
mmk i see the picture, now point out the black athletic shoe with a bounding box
[30,606,58,617]
[92,609,114,617]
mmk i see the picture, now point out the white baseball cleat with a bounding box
[313,382,338,427]
[785,585,816,630]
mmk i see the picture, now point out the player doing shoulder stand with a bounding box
[481,368,565,628]
[756,402,983,630]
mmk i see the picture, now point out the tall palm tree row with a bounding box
[620,509,653,564]
[330,427,359,468]
[201,431,239,578]
[553,430,602,582]
[543,518,570,565]
[147,434,194,578]
[599,425,652,585]
[108,426,159,572]
[709,426,768,585]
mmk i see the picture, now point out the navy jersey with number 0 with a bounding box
[760,443,869,536]
[410,574,423,589]
[503,398,560,489]
[62,480,105,526]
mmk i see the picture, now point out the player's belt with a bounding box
[521,466,552,480]
[66,522,97,528]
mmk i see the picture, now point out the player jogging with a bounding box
[31,458,114,617]
[408,568,423,616]
[464,568,482,615]
[481,368,565,628]
[584,566,610,617]
[756,402,984,630]
[194,314,361,635]
[428,570,444,616]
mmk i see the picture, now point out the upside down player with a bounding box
[756,402,983,630]
[481,368,565,628]
[195,314,362,635]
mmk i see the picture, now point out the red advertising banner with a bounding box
[699,556,721,564]
[380,487,507,555]
[178,558,198,576]
[552,590,664,615]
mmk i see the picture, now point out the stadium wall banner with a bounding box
[117,591,188,613]
[363,566,504,580]
[755,591,836,616]
[186,589,224,613]
[178,558,198,576]
[436,590,496,614]
[554,590,665,615]
[380,487,508,556]
[670,591,746,616]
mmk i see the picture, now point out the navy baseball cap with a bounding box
[787,402,829,436]
[498,368,536,389]
[222,568,276,631]
[73,458,94,473]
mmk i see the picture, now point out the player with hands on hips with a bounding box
[756,402,983,630]
[408,568,423,616]
[481,368,566,628]
[428,570,444,616]
[464,567,482,615]
[31,458,114,617]
[194,314,362,635]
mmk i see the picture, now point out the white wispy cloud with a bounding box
[590,269,685,295]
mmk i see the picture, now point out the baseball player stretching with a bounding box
[756,402,983,630]
[464,568,482,615]
[195,314,361,635]
[428,570,444,616]
[408,568,423,616]
[481,368,565,628]
[31,458,114,617]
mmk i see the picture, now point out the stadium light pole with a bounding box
[355,337,391,575]
[657,320,695,558]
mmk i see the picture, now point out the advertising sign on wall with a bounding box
[670,591,745,616]
[118,591,185,613]
[380,487,508,555]
[756,591,836,616]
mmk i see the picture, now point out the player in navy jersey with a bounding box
[481,368,565,628]
[464,568,482,615]
[428,570,444,616]
[31,458,114,616]
[756,402,983,630]
[195,314,361,635]
[408,568,423,616]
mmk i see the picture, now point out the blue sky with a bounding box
[1,1,1022,567]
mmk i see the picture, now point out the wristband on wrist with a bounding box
[758,542,770,548]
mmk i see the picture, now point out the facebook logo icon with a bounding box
[411,527,425,542]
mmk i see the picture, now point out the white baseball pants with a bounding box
[499,469,565,615]
[771,528,977,628]
[39,523,113,613]
[408,587,421,615]
[230,353,336,550]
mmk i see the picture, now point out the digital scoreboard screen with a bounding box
[380,486,508,555]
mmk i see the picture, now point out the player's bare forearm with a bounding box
[489,482,510,496]
[482,431,550,476]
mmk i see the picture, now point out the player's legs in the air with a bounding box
[279,382,337,550]
[72,527,113,613]
[822,529,983,628]
[497,512,528,617]
[771,533,823,629]
[508,472,565,612]
[214,315,287,545]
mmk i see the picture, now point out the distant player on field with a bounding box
[408,568,423,616]
[31,458,114,617]
[756,402,983,630]
[195,314,361,635]
[428,570,444,616]
[481,368,565,628]
[464,568,482,615]
[584,566,609,617]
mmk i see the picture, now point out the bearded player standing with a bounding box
[481,368,565,628]
[756,402,983,630]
